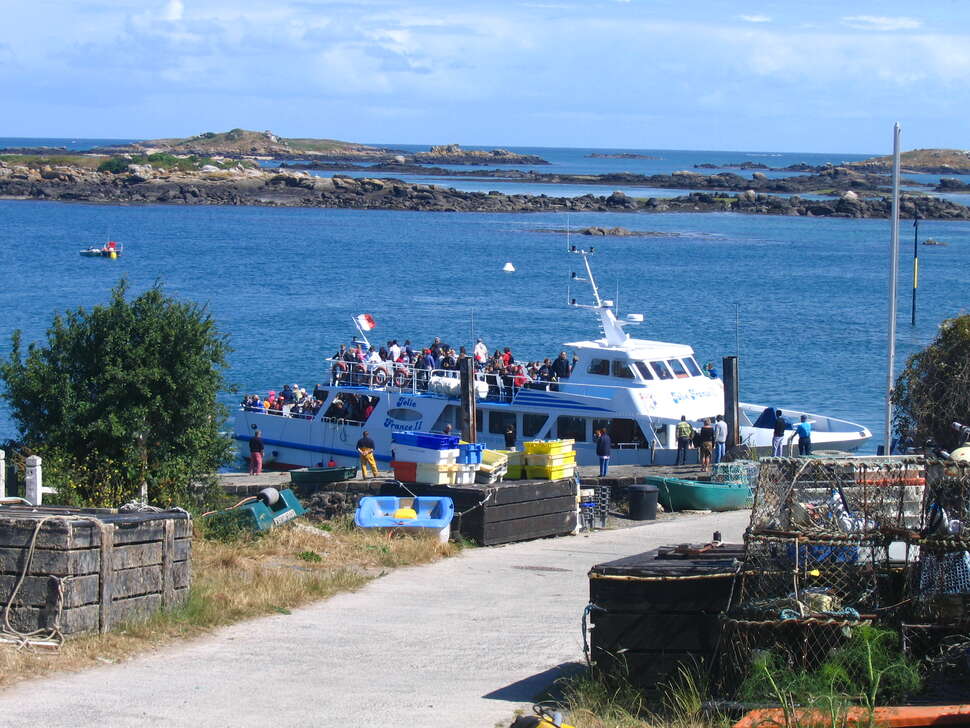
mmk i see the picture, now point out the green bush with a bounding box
[97,157,131,174]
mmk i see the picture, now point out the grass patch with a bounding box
[547,662,716,728]
[0,154,106,169]
[0,517,458,688]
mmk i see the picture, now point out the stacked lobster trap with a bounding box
[902,461,970,684]
[718,456,927,692]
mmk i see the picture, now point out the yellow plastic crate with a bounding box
[481,450,509,469]
[506,464,524,480]
[523,439,575,455]
[526,464,576,480]
[525,451,576,467]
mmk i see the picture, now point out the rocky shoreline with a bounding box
[1,161,968,219]
[279,161,909,195]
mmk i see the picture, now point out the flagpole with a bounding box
[885,123,901,455]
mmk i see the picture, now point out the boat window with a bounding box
[634,361,654,380]
[684,357,703,377]
[489,410,516,435]
[387,408,422,421]
[650,361,673,380]
[431,405,460,433]
[523,413,547,437]
[556,415,588,442]
[667,359,690,378]
[593,418,648,447]
[611,360,635,379]
[587,358,611,376]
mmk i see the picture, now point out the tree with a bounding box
[0,280,234,507]
[893,314,970,450]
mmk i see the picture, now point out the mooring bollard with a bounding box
[25,455,54,505]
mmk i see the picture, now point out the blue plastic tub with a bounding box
[354,496,455,543]
[457,442,485,465]
[391,431,460,450]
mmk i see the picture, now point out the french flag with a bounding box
[355,313,376,331]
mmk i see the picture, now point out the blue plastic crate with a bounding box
[391,431,460,450]
[457,442,485,465]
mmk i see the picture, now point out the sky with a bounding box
[2,0,970,152]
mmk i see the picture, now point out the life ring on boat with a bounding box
[393,369,409,388]
[372,369,388,387]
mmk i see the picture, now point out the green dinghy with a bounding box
[644,475,753,512]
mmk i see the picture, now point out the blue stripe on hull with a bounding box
[234,434,392,462]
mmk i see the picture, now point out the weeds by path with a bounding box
[0,517,458,688]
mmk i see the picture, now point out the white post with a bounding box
[885,123,902,455]
[25,455,43,505]
[0,449,5,499]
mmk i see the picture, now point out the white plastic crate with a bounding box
[392,444,459,464]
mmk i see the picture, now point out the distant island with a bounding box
[586,152,657,160]
[23,128,551,166]
[847,148,970,175]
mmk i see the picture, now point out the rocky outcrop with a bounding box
[937,177,970,192]
[412,144,548,165]
[694,161,769,170]
[1,161,967,219]
[586,153,658,159]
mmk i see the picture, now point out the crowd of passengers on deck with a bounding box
[327,336,581,399]
[242,384,377,423]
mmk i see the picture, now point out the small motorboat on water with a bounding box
[80,241,123,258]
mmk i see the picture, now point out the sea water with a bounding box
[1,142,969,452]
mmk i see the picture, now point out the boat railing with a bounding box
[322,359,627,404]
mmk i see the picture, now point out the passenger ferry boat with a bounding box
[233,248,871,469]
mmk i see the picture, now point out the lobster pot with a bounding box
[750,456,925,533]
[717,615,861,699]
[0,505,191,636]
[728,533,890,622]
[711,460,758,486]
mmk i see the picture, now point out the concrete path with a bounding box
[0,511,748,728]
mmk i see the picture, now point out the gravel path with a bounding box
[0,511,749,728]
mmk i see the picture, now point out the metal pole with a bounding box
[911,214,919,326]
[885,123,901,455]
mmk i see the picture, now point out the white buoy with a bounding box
[502,262,516,272]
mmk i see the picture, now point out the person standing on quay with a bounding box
[788,415,813,456]
[772,410,788,457]
[249,430,264,475]
[675,415,694,466]
[713,414,728,464]
[596,428,612,477]
[357,430,379,478]
[698,418,715,471]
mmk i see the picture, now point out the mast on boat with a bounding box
[568,246,640,347]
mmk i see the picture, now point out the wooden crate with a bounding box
[0,505,191,636]
[383,478,577,546]
[588,544,742,691]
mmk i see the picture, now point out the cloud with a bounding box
[739,15,771,23]
[842,15,922,32]
[161,0,184,21]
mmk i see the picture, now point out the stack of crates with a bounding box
[502,450,525,480]
[476,450,509,484]
[390,432,464,485]
[524,439,577,480]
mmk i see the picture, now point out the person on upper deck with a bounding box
[388,340,401,361]
[551,351,572,380]
[502,347,514,366]
[474,338,488,364]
